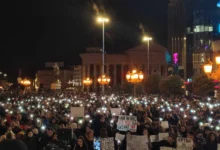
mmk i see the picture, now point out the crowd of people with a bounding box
[0,91,220,150]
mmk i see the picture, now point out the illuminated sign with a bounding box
[173,53,178,64]
[217,1,220,8]
[218,24,220,33]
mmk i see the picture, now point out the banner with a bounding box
[127,135,149,150]
[117,115,137,132]
[101,137,114,150]
[70,107,84,117]
[176,137,193,150]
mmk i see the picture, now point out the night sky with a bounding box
[1,0,168,81]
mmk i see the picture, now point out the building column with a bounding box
[145,64,148,77]
[121,64,124,85]
[106,64,109,75]
[87,64,90,77]
[82,65,86,91]
[114,64,117,86]
[94,64,97,89]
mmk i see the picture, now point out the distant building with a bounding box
[72,65,82,86]
[80,43,167,90]
[168,0,220,78]
[36,68,73,90]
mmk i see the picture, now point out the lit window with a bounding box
[209,26,213,32]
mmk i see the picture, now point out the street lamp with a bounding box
[19,78,31,93]
[83,78,93,93]
[97,75,110,92]
[143,36,153,76]
[126,69,144,97]
[97,16,109,93]
[204,55,220,98]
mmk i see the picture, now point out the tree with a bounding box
[159,75,184,96]
[145,74,161,94]
[192,73,214,96]
[159,78,169,96]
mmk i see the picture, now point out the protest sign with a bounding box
[127,135,149,150]
[101,137,114,150]
[160,147,175,150]
[176,137,193,150]
[161,121,169,129]
[111,108,121,116]
[115,133,125,141]
[117,115,137,132]
[70,107,84,117]
[159,133,169,141]
[150,135,158,143]
[218,144,220,150]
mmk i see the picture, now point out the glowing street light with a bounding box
[83,78,93,93]
[143,36,153,76]
[97,16,110,93]
[126,69,144,96]
[98,75,110,86]
[204,54,220,98]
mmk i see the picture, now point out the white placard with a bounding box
[176,137,193,150]
[150,135,158,143]
[101,137,114,150]
[127,135,149,150]
[160,147,175,150]
[115,133,125,141]
[111,108,121,116]
[70,107,84,117]
[159,133,169,141]
[161,121,169,129]
[218,144,220,150]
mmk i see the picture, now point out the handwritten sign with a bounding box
[150,135,158,143]
[117,115,137,132]
[127,135,149,150]
[159,133,169,141]
[160,147,176,150]
[161,121,169,129]
[101,137,114,150]
[115,133,125,141]
[111,108,121,116]
[176,137,193,150]
[70,107,84,117]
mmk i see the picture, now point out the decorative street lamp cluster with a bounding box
[97,75,111,85]
[204,53,220,98]
[83,78,93,92]
[126,69,144,96]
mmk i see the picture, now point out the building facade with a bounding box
[36,69,73,89]
[80,43,167,90]
[168,0,220,78]
[72,65,82,86]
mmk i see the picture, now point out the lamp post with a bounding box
[19,78,31,93]
[204,54,220,98]
[97,75,110,92]
[126,69,144,97]
[97,16,109,93]
[143,36,153,76]
[83,78,93,93]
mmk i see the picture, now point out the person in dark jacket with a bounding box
[23,130,37,150]
[203,132,218,150]
[0,139,28,150]
[84,130,94,150]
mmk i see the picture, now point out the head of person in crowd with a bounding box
[207,132,218,143]
[86,130,94,141]
[142,128,149,136]
[46,128,54,137]
[76,136,86,148]
[100,115,105,124]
